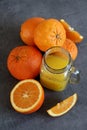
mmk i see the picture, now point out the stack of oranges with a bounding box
[20,17,83,60]
[7,17,83,116]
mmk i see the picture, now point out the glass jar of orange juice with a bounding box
[40,46,80,91]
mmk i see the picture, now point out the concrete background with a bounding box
[0,0,87,130]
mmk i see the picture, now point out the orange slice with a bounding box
[47,93,77,117]
[10,79,44,114]
[60,19,83,43]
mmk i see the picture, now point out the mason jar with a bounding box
[40,46,80,91]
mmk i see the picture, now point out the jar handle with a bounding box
[69,67,80,84]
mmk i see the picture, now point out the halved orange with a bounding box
[10,79,44,114]
[60,19,83,43]
[47,93,77,117]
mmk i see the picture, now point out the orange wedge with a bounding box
[10,79,44,114]
[60,19,83,43]
[47,93,77,117]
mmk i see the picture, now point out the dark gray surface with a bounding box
[0,0,87,130]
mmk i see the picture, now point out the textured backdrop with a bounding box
[0,0,87,130]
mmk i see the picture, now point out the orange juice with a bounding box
[40,47,71,91]
[40,47,80,91]
[45,54,68,69]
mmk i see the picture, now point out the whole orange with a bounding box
[63,39,78,60]
[20,17,45,46]
[34,18,66,51]
[7,46,42,80]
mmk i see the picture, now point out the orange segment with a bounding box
[60,19,83,43]
[10,79,44,114]
[47,93,77,117]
